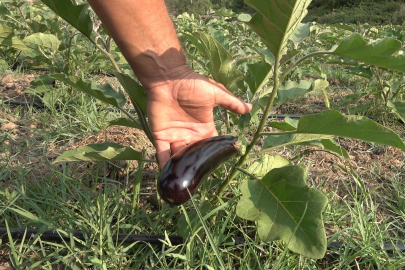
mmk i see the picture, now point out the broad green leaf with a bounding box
[263,134,334,149]
[23,33,61,51]
[181,32,208,57]
[320,139,349,158]
[244,0,312,58]
[114,72,148,115]
[236,166,327,259]
[245,61,272,95]
[269,121,296,131]
[0,23,29,51]
[313,80,329,93]
[114,72,155,146]
[276,80,313,106]
[255,47,276,65]
[280,49,300,66]
[248,155,291,178]
[313,79,330,109]
[107,118,142,130]
[389,77,405,94]
[330,34,405,73]
[195,32,243,91]
[296,110,405,150]
[338,93,367,106]
[207,29,229,51]
[40,0,92,38]
[347,65,373,79]
[263,134,294,149]
[238,114,251,131]
[215,7,237,17]
[54,143,142,163]
[49,74,126,108]
[388,101,405,123]
[290,23,312,48]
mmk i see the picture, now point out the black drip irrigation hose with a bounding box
[1,99,47,109]
[1,228,404,254]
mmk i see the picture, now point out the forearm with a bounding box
[87,0,190,89]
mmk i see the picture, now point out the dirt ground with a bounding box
[1,73,405,267]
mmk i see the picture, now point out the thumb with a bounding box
[215,88,252,115]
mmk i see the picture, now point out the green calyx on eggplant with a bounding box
[158,135,244,206]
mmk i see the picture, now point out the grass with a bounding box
[1,84,405,269]
[1,39,405,270]
[1,159,405,269]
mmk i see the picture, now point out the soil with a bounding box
[1,73,405,267]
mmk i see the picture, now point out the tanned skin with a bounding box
[87,0,252,167]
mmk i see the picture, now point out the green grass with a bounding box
[1,69,405,269]
[1,157,405,269]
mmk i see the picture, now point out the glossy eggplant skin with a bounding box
[158,136,239,206]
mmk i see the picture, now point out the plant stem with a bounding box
[279,51,332,82]
[214,54,283,201]
[234,168,259,180]
[66,32,80,75]
[93,42,121,73]
[119,107,142,128]
[224,109,231,133]
[17,6,32,35]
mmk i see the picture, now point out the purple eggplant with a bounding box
[158,135,243,205]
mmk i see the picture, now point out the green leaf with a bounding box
[215,7,237,17]
[54,143,142,163]
[49,74,126,108]
[313,79,330,108]
[255,47,276,65]
[195,32,243,91]
[245,61,272,95]
[238,113,251,131]
[244,0,312,58]
[0,23,29,51]
[280,49,300,66]
[247,155,291,178]
[236,166,327,259]
[23,33,61,51]
[263,134,334,149]
[107,118,142,130]
[320,139,349,158]
[114,72,148,115]
[290,23,312,48]
[269,121,296,131]
[330,34,405,73]
[40,0,93,38]
[347,65,373,79]
[388,101,405,123]
[276,80,313,106]
[296,110,405,150]
[338,93,367,106]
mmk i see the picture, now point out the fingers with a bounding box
[171,141,187,155]
[214,86,253,115]
[155,140,171,169]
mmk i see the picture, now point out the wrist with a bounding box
[128,50,193,90]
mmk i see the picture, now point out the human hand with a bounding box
[147,68,252,168]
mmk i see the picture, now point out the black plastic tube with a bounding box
[0,227,183,245]
[1,227,404,254]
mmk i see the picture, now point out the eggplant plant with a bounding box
[9,0,405,259]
